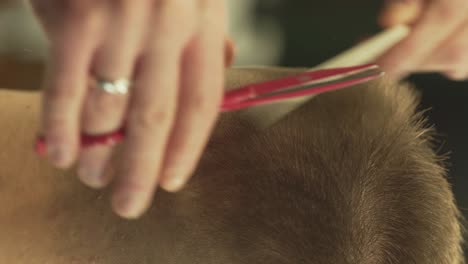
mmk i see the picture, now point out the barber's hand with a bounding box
[377,0,468,80]
[30,0,233,219]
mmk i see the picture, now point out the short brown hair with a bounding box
[185,78,465,263]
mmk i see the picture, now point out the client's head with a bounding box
[0,66,464,263]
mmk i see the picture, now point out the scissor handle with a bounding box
[35,63,382,156]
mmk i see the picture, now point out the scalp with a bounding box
[0,68,464,263]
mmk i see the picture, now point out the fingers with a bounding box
[159,6,225,192]
[424,21,468,80]
[38,0,229,219]
[444,71,468,81]
[111,1,194,219]
[378,0,423,27]
[77,1,149,188]
[41,12,102,168]
[376,0,468,79]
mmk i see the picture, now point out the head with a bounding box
[0,64,464,263]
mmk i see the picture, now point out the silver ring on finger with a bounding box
[94,77,132,95]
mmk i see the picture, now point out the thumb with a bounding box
[378,0,424,27]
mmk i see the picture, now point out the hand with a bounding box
[30,0,233,219]
[377,0,468,80]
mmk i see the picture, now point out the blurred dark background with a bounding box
[253,0,468,256]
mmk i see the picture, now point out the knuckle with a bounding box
[130,107,173,130]
[46,114,69,130]
[44,109,71,133]
[435,0,468,20]
[59,0,96,16]
[197,0,223,13]
[444,46,468,69]
[112,0,132,8]
[197,0,210,10]
[186,93,216,115]
[153,0,193,31]
[153,0,176,14]
[112,0,149,13]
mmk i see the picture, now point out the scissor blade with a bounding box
[258,66,383,98]
[222,64,379,107]
[221,66,384,111]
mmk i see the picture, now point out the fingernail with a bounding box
[113,192,144,219]
[161,176,185,192]
[47,144,70,168]
[78,164,105,188]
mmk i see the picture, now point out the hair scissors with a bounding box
[35,63,383,156]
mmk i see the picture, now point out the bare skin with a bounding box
[29,0,228,219]
[377,0,468,80]
[0,63,463,263]
[26,0,468,220]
